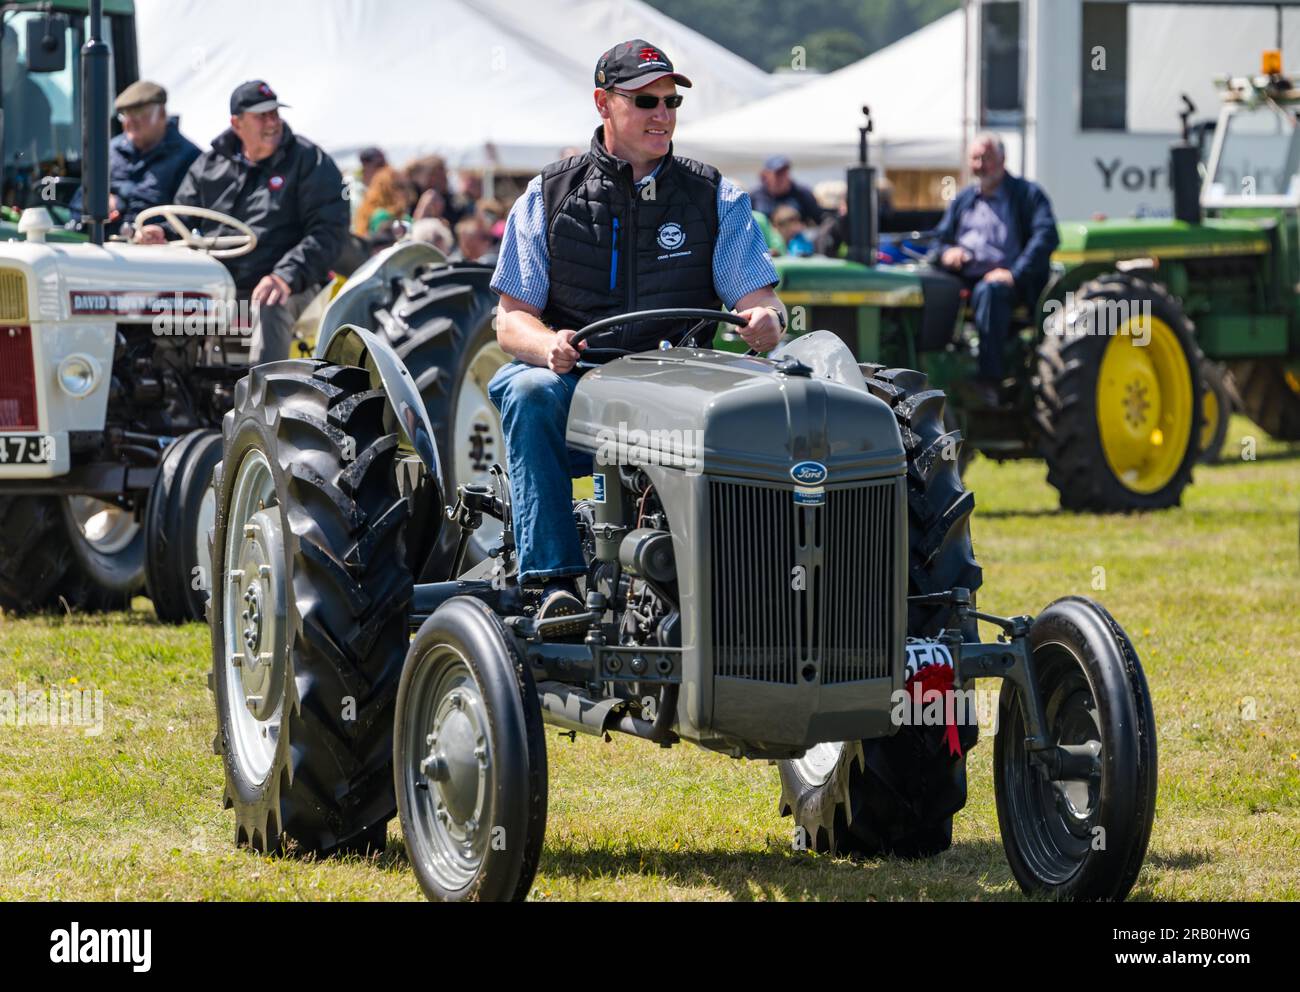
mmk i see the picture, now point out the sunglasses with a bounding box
[611,89,683,110]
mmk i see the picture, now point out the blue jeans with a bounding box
[487,360,594,585]
[966,277,1018,380]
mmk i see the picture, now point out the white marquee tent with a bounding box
[674,10,964,180]
[133,0,779,171]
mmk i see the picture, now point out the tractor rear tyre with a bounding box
[0,495,130,614]
[145,429,223,623]
[1035,275,1202,511]
[375,262,506,578]
[777,367,982,859]
[210,360,412,856]
[1228,359,1300,441]
[395,596,548,901]
[994,596,1157,900]
[1197,358,1238,464]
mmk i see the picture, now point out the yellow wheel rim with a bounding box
[1096,316,1193,494]
[1199,381,1220,454]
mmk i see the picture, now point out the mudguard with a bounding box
[320,322,443,507]
[315,240,450,499]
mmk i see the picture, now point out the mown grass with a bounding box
[1,414,1296,900]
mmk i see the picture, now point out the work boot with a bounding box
[536,578,587,638]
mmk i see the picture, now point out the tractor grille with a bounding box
[709,477,900,684]
[0,270,27,323]
[0,326,38,429]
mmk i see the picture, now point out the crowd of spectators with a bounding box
[349,148,502,263]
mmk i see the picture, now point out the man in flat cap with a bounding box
[489,39,785,629]
[73,79,200,230]
[138,80,349,364]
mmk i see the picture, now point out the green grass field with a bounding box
[1,414,1296,901]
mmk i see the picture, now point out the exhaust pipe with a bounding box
[1170,94,1202,226]
[846,105,878,267]
[80,0,111,245]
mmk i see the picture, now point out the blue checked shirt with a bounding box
[491,162,779,313]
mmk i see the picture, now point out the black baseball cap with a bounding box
[230,80,290,116]
[594,39,692,90]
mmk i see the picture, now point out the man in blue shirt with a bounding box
[490,38,785,629]
[933,134,1059,401]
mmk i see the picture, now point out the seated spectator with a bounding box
[753,209,784,256]
[359,147,387,186]
[407,154,462,225]
[451,215,496,264]
[750,154,824,225]
[410,216,455,254]
[932,133,1060,401]
[452,169,482,222]
[771,204,815,256]
[353,165,415,237]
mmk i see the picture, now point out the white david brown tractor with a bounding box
[0,202,260,620]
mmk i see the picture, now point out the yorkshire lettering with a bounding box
[69,290,217,317]
[49,922,151,972]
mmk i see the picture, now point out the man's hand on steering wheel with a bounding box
[134,224,167,245]
[548,329,587,374]
[734,305,783,353]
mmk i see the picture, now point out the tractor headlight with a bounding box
[57,353,100,397]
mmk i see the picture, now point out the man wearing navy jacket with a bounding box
[933,134,1060,400]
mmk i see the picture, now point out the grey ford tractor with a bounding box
[207,265,1158,900]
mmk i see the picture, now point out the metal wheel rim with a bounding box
[1095,316,1193,494]
[453,338,509,552]
[1001,644,1104,886]
[65,496,140,555]
[791,740,845,788]
[402,645,494,893]
[195,483,217,605]
[221,448,284,786]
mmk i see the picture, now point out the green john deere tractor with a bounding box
[770,79,1300,513]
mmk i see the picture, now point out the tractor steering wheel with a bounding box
[570,308,755,366]
[134,204,258,259]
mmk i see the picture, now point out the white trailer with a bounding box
[963,0,1300,218]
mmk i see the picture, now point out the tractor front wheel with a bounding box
[395,596,548,902]
[994,596,1157,901]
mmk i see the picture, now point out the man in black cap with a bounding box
[488,39,785,629]
[137,80,348,364]
[72,79,200,230]
[750,154,824,226]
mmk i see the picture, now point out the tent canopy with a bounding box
[133,0,777,171]
[674,10,963,179]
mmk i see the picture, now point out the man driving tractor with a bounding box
[932,134,1060,405]
[489,38,787,631]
